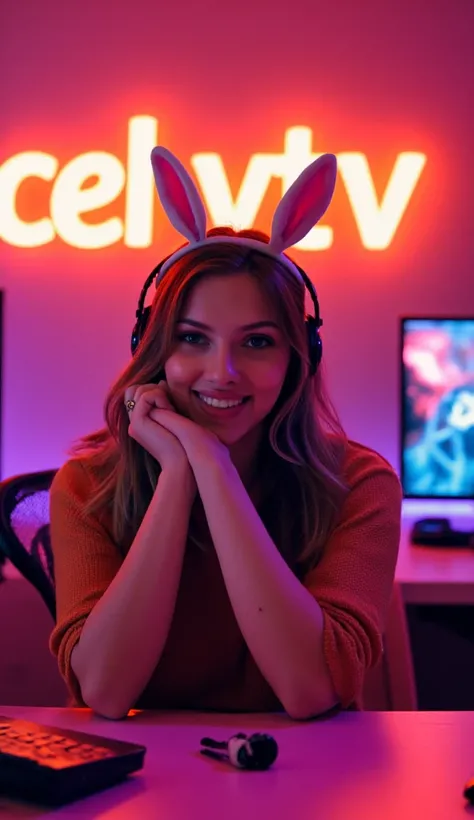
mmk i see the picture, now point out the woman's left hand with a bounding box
[148,407,230,468]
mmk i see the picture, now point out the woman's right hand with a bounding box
[125,380,189,470]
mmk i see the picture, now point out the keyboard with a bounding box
[0,715,146,806]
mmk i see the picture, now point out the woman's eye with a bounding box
[246,335,274,349]
[177,333,274,348]
[178,332,205,345]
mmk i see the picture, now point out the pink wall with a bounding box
[1,0,472,479]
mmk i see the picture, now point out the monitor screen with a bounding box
[401,318,474,499]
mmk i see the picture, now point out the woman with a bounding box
[49,148,402,720]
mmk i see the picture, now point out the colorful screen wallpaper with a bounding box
[401,319,474,498]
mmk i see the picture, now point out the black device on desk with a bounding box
[0,715,146,806]
[411,518,474,547]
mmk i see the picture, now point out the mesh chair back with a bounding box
[0,470,57,619]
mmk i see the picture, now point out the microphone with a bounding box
[200,732,278,770]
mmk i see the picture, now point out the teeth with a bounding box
[198,394,244,409]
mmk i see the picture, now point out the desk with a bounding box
[0,706,473,819]
[396,523,474,604]
[392,524,474,710]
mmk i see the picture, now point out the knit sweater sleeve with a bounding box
[49,459,123,704]
[303,443,402,709]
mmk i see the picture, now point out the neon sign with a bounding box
[0,116,426,250]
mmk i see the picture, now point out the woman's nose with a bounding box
[206,345,239,381]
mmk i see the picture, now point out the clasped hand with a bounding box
[125,380,229,470]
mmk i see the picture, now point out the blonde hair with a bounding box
[72,228,348,575]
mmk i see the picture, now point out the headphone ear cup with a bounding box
[130,321,140,356]
[306,316,323,376]
[130,305,152,355]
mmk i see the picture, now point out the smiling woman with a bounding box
[165,273,291,461]
[48,147,401,722]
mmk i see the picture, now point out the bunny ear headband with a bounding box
[150,146,337,284]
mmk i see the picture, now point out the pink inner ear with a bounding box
[279,161,335,243]
[154,155,201,240]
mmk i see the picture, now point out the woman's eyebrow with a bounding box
[177,318,280,331]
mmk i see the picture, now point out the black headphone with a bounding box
[131,256,323,376]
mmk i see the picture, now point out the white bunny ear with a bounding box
[151,147,207,243]
[270,153,337,253]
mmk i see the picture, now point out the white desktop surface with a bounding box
[396,503,474,604]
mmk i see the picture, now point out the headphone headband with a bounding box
[131,254,323,376]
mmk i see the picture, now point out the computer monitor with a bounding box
[401,317,474,499]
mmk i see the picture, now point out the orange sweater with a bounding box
[49,440,402,712]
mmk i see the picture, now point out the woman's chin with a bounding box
[215,423,263,449]
[216,432,243,447]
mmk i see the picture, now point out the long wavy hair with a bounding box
[72,228,349,576]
